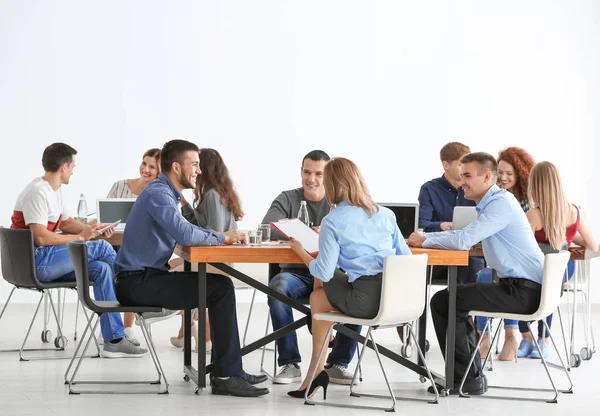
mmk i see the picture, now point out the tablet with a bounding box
[95,220,121,237]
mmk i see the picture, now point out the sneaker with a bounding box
[517,338,535,358]
[135,309,179,326]
[101,337,148,358]
[529,339,550,359]
[325,364,360,385]
[124,327,141,347]
[272,364,302,384]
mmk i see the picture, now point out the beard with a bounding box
[179,172,195,190]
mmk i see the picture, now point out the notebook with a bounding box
[270,218,319,255]
[96,198,136,232]
[378,202,419,240]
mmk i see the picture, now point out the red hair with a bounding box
[497,147,535,200]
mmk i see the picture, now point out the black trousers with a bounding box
[431,256,486,285]
[115,268,243,378]
[430,278,542,381]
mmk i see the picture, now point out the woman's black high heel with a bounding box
[287,371,329,399]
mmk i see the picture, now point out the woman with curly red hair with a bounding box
[497,147,536,212]
[476,147,536,362]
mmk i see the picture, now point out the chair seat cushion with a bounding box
[469,310,546,321]
[313,311,404,327]
[90,300,163,314]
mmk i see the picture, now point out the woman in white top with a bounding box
[107,148,161,345]
[107,148,161,198]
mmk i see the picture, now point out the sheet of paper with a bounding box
[270,218,319,254]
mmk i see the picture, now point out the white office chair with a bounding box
[305,254,438,412]
[460,251,573,403]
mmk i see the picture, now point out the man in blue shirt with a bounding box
[418,142,484,284]
[408,152,544,395]
[115,139,269,398]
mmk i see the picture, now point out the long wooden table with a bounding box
[174,244,469,395]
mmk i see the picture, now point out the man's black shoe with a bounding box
[427,374,487,395]
[211,376,270,397]
[241,371,268,385]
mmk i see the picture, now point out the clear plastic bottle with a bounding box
[297,200,310,226]
[77,194,88,224]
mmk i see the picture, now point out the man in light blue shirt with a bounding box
[408,152,544,395]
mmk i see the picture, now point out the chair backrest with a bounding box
[0,227,41,289]
[372,253,428,325]
[533,251,571,319]
[67,241,97,311]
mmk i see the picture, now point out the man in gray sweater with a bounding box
[262,150,361,385]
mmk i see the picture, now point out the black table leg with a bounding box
[418,265,430,367]
[445,265,457,391]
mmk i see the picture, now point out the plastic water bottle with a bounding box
[77,194,88,224]
[297,201,310,226]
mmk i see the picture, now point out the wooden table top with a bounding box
[174,244,469,266]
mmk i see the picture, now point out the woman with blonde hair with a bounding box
[286,157,411,399]
[519,161,597,358]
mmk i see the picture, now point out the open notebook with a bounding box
[270,218,319,255]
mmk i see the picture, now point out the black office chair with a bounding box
[65,240,169,394]
[0,227,98,361]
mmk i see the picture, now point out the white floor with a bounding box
[0,296,598,416]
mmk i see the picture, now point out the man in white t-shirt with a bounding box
[11,143,147,358]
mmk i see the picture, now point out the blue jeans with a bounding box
[268,269,360,367]
[474,268,518,332]
[35,240,125,342]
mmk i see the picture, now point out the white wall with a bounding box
[1,0,599,303]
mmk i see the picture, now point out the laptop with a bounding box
[378,202,419,240]
[452,206,478,230]
[96,198,136,232]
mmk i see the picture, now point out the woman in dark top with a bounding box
[171,148,244,352]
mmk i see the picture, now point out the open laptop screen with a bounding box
[97,199,136,225]
[378,203,419,239]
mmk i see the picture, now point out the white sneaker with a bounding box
[325,364,360,385]
[124,327,141,347]
[272,363,302,384]
[101,337,148,358]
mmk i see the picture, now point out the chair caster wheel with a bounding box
[401,345,412,358]
[570,353,582,368]
[54,336,68,349]
[581,347,593,361]
[195,387,202,395]
[183,375,190,382]
[419,375,427,383]
[425,340,430,352]
[41,330,52,343]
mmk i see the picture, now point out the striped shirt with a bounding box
[107,180,138,199]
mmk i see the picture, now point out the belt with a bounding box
[502,277,541,291]
[117,270,144,278]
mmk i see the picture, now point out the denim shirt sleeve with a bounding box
[423,197,511,250]
[418,184,442,232]
[148,190,224,246]
[309,218,340,282]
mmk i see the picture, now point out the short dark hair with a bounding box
[440,142,470,162]
[461,152,498,176]
[302,150,330,167]
[42,143,78,172]
[160,139,199,173]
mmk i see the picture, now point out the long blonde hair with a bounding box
[528,161,570,250]
[323,158,378,217]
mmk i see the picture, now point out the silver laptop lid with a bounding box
[452,206,477,230]
[378,202,419,239]
[97,198,136,226]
